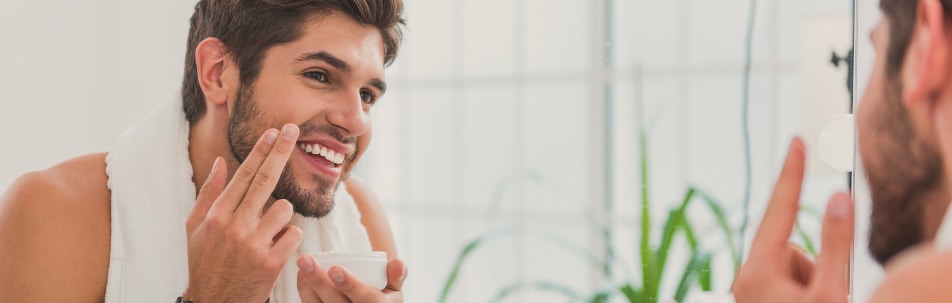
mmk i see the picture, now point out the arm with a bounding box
[869,245,952,302]
[0,154,111,302]
[346,175,398,259]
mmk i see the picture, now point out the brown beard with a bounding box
[865,75,943,265]
[226,85,358,218]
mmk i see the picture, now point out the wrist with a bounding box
[180,289,201,303]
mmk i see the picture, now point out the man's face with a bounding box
[227,12,386,218]
[857,18,943,265]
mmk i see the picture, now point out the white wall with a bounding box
[0,1,197,188]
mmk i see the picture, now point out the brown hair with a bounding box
[880,0,952,77]
[181,0,405,124]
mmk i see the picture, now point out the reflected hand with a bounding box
[297,254,407,303]
[183,125,304,302]
[733,138,853,303]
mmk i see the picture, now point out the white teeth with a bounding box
[300,143,345,165]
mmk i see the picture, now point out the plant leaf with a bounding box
[697,253,713,291]
[655,209,682,282]
[438,235,487,303]
[656,188,699,281]
[794,220,818,257]
[584,283,643,303]
[673,251,713,302]
[695,189,740,270]
[490,280,581,303]
[798,205,823,220]
[620,284,643,303]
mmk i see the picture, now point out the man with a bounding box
[733,0,952,301]
[0,0,407,302]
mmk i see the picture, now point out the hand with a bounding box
[183,125,305,302]
[296,254,407,303]
[732,138,854,303]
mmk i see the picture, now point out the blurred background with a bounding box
[0,0,860,302]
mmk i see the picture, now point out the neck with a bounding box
[928,97,952,240]
[921,189,952,240]
[188,111,235,195]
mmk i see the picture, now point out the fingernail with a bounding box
[829,194,851,218]
[329,267,345,284]
[264,129,279,145]
[210,157,220,175]
[297,255,314,273]
[282,124,298,139]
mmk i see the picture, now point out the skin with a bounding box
[734,0,952,301]
[0,11,403,303]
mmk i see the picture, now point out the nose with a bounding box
[326,90,369,137]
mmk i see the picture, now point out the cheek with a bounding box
[856,70,888,137]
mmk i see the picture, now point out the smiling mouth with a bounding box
[298,142,345,168]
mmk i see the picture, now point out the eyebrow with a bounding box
[296,51,351,72]
[370,79,387,95]
[295,51,387,94]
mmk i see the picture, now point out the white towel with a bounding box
[104,100,372,303]
[934,201,952,249]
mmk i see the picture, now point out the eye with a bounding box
[360,90,377,105]
[303,71,329,83]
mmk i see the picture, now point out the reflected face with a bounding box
[228,12,385,218]
[857,19,942,265]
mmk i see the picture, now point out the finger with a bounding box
[258,199,295,244]
[188,157,226,233]
[812,192,853,294]
[298,255,350,303]
[789,243,815,286]
[236,124,299,222]
[750,138,806,258]
[272,225,303,261]
[297,264,324,303]
[330,266,382,302]
[385,258,407,291]
[208,128,280,216]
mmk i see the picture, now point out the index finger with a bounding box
[329,266,386,302]
[749,137,806,259]
[235,124,299,221]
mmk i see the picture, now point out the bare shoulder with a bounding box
[869,246,952,302]
[344,176,397,259]
[0,153,111,302]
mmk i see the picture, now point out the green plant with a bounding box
[436,69,822,303]
[437,113,742,303]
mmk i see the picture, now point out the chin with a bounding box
[272,168,342,218]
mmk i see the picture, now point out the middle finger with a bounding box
[236,124,300,222]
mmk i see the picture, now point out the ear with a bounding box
[195,38,237,107]
[905,0,952,106]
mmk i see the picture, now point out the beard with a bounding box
[865,76,943,265]
[226,85,358,218]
